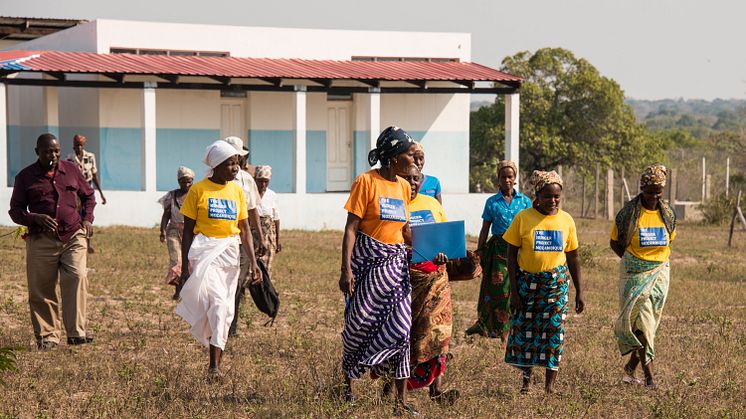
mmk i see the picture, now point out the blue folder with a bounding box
[410,220,467,263]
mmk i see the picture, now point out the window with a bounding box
[110,48,229,57]
[351,56,459,63]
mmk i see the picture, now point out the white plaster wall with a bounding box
[7,85,43,126]
[381,94,469,132]
[93,20,470,61]
[156,89,221,129]
[248,92,294,130]
[98,88,142,128]
[306,93,328,131]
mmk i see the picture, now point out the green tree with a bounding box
[471,48,668,191]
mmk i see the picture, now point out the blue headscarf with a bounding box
[367,126,415,167]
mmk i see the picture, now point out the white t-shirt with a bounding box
[233,169,260,211]
[257,188,280,220]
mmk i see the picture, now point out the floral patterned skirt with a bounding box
[467,235,511,337]
[504,265,569,371]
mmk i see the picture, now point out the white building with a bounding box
[0,19,521,235]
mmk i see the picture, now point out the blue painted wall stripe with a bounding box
[156,128,219,191]
[99,127,142,191]
[248,130,293,193]
[306,130,326,193]
[6,125,59,186]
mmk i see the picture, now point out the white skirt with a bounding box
[176,234,240,349]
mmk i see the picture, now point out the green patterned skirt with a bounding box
[613,252,670,363]
[466,235,511,338]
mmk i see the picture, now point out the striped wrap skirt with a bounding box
[342,233,412,380]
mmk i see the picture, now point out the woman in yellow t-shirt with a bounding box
[176,140,261,379]
[610,165,676,390]
[339,126,418,416]
[502,170,585,394]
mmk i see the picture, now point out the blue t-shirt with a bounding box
[481,189,533,235]
[419,174,442,199]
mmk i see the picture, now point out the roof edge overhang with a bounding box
[0,50,522,94]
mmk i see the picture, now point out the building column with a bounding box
[142,81,157,192]
[293,85,307,194]
[504,93,520,184]
[368,87,381,152]
[0,83,7,188]
[42,85,59,133]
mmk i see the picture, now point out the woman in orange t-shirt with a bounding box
[339,126,418,416]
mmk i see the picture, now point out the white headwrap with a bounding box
[177,166,195,180]
[202,140,239,177]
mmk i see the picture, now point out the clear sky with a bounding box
[4,0,744,100]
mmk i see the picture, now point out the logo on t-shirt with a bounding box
[534,230,564,252]
[410,210,435,226]
[639,227,667,247]
[208,198,238,220]
[379,197,407,222]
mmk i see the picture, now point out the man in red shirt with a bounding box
[9,133,97,350]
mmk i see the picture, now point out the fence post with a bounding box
[606,168,614,220]
[668,168,677,204]
[594,163,600,219]
[728,190,743,247]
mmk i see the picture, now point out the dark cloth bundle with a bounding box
[446,250,482,281]
[248,259,280,326]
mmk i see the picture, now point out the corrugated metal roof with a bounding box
[0,50,522,83]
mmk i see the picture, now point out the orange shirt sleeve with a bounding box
[344,175,371,218]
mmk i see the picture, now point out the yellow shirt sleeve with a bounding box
[565,215,579,252]
[344,175,371,219]
[502,211,522,247]
[670,227,676,241]
[237,187,248,221]
[180,186,199,220]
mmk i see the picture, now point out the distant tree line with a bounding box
[470,47,746,199]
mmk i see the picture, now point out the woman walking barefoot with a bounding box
[502,170,585,394]
[158,166,194,299]
[611,164,676,390]
[339,126,419,416]
[466,160,532,339]
[176,140,261,378]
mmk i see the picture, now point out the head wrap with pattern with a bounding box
[367,126,415,167]
[177,166,195,180]
[640,164,667,189]
[255,165,272,180]
[497,160,518,178]
[531,170,563,193]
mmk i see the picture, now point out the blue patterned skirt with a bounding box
[504,265,569,371]
[342,233,412,379]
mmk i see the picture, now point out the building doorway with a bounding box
[326,101,353,191]
[220,99,246,140]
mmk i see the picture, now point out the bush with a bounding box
[699,193,742,225]
[0,347,16,385]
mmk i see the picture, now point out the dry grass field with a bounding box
[0,219,745,418]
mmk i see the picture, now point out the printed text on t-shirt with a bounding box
[208,198,238,220]
[533,230,564,252]
[639,227,667,247]
[379,197,407,222]
[410,210,435,226]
